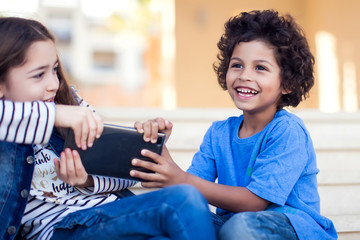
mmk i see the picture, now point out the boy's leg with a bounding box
[218,211,298,240]
[51,184,216,240]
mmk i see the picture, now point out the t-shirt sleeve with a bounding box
[246,120,309,206]
[0,100,55,144]
[187,124,217,182]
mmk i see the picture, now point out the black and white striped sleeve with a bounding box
[0,100,55,144]
[76,175,138,195]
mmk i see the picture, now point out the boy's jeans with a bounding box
[213,211,298,240]
[51,184,216,240]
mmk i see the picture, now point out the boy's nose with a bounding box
[238,68,252,81]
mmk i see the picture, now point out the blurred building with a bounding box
[1,0,360,112]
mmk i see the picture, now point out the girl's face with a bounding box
[0,40,59,102]
[226,40,286,116]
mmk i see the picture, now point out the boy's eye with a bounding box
[256,65,267,71]
[231,63,243,68]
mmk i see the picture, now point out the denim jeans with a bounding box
[51,185,216,240]
[212,211,298,240]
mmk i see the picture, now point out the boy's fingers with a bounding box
[151,122,159,143]
[131,158,159,172]
[140,149,163,164]
[129,169,164,183]
[134,121,144,133]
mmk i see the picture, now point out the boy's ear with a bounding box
[281,87,291,95]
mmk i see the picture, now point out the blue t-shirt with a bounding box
[187,110,337,240]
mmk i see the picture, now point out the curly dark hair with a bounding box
[213,10,315,109]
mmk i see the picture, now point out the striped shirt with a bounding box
[21,142,137,240]
[0,100,55,144]
[20,93,137,240]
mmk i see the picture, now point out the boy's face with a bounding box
[226,40,286,115]
[0,40,59,102]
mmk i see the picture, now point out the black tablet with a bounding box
[63,123,166,181]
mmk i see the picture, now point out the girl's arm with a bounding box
[131,147,269,213]
[0,100,103,149]
[0,100,55,144]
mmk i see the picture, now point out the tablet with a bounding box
[63,123,166,181]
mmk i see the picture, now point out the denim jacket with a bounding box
[0,130,63,240]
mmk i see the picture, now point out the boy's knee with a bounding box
[218,212,259,240]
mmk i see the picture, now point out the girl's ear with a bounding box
[0,85,4,98]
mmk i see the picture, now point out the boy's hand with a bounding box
[55,105,104,150]
[130,146,187,188]
[54,148,94,188]
[134,118,172,144]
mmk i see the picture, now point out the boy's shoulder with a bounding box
[211,115,242,129]
[269,110,308,134]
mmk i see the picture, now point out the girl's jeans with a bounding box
[212,211,299,240]
[51,184,216,240]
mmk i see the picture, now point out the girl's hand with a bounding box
[134,118,173,144]
[55,105,104,150]
[130,146,187,188]
[54,148,94,188]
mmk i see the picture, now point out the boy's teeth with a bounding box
[236,88,258,94]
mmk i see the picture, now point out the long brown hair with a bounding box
[0,17,77,106]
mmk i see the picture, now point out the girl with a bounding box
[132,10,338,239]
[0,17,215,240]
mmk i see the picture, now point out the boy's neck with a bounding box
[239,110,278,138]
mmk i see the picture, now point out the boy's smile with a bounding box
[226,40,286,116]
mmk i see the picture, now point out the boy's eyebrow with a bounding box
[27,60,58,74]
[230,57,275,67]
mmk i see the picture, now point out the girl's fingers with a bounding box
[80,118,89,150]
[72,150,85,173]
[58,150,68,180]
[65,148,76,177]
[73,126,82,149]
[86,113,97,148]
[95,114,104,139]
[54,158,61,175]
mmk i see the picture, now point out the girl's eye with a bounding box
[32,72,44,79]
[256,65,267,71]
[53,66,59,73]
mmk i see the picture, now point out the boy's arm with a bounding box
[0,100,55,144]
[131,147,270,213]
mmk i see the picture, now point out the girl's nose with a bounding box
[47,74,59,92]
